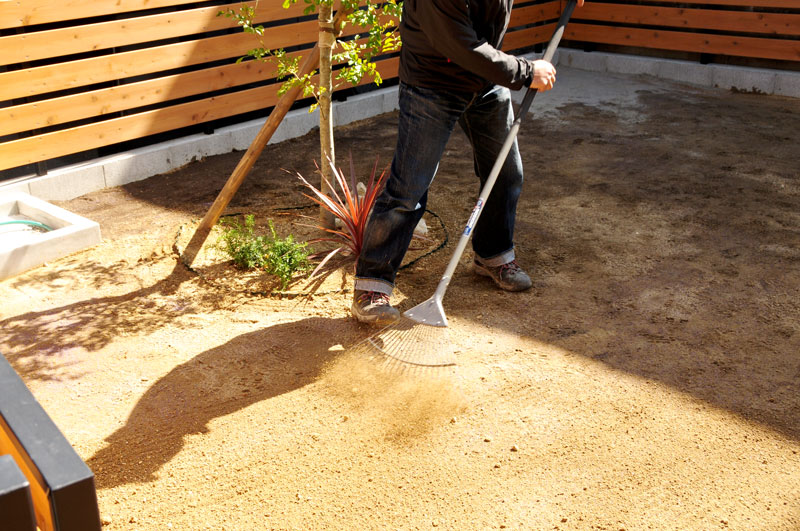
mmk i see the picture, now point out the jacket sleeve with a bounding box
[413,0,533,90]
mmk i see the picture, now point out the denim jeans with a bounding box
[355,82,524,295]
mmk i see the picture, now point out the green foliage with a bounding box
[219,1,402,112]
[217,215,310,290]
[217,214,266,270]
[263,221,311,290]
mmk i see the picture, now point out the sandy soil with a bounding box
[2,70,799,530]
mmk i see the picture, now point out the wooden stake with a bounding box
[180,6,348,268]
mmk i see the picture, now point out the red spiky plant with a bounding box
[294,156,389,279]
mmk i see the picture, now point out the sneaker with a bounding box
[351,290,400,325]
[474,259,532,292]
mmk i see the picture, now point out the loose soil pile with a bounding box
[1,70,799,530]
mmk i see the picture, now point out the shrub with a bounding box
[217,215,309,289]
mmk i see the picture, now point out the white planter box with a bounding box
[0,193,101,280]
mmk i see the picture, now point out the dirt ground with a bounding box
[1,69,799,530]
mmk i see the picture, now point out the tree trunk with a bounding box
[318,3,336,230]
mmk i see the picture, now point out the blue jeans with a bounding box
[355,82,524,295]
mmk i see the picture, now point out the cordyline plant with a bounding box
[293,157,389,279]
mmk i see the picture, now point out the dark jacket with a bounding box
[399,0,534,93]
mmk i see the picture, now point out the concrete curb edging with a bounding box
[2,50,796,202]
[554,49,800,98]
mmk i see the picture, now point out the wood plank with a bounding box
[504,22,558,51]
[574,3,800,36]
[0,61,275,137]
[509,1,561,27]
[566,23,800,62]
[0,426,54,531]
[649,0,799,7]
[0,455,37,531]
[0,12,376,101]
[0,33,387,136]
[0,1,308,65]
[1,0,231,29]
[0,21,319,101]
[0,58,399,171]
[0,353,101,531]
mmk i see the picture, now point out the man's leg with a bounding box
[458,85,531,291]
[353,84,470,322]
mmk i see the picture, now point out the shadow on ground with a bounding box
[407,90,800,441]
[86,316,355,489]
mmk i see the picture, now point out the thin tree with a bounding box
[222,0,402,228]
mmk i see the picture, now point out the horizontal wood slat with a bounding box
[0,0,208,29]
[0,11,382,102]
[0,60,275,137]
[0,21,320,101]
[632,0,799,7]
[566,23,800,62]
[503,22,559,51]
[0,58,399,171]
[0,32,385,137]
[574,3,800,36]
[0,2,307,66]
[509,1,561,27]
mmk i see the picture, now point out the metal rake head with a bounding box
[349,315,456,376]
[403,295,448,328]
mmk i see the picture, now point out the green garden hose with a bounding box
[0,220,54,231]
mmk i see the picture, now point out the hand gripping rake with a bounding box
[404,0,578,328]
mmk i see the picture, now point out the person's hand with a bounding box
[530,59,556,91]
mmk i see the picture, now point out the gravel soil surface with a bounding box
[2,69,799,530]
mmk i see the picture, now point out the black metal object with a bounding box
[0,454,37,531]
[0,353,102,531]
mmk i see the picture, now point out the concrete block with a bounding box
[27,164,105,201]
[0,192,102,280]
[189,130,234,159]
[102,131,231,188]
[375,86,399,113]
[656,60,713,88]
[334,91,384,126]
[774,71,800,98]
[102,149,172,189]
[270,108,318,145]
[606,53,661,77]
[166,133,228,167]
[556,49,607,72]
[225,119,263,151]
[712,64,776,95]
[0,179,31,196]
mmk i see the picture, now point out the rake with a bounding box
[405,0,578,330]
[354,0,579,372]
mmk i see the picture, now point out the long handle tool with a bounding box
[403,0,579,327]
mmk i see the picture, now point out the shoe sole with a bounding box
[474,263,532,292]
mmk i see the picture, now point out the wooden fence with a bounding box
[565,0,800,63]
[0,0,798,177]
